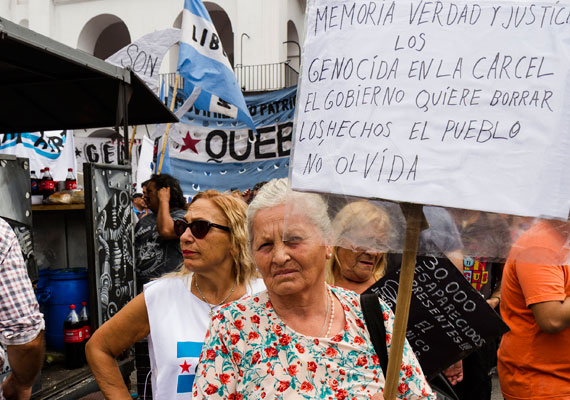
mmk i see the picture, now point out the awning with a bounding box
[0,17,177,133]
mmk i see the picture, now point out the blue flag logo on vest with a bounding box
[177,0,256,131]
[176,341,203,393]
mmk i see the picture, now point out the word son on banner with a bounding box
[365,256,509,379]
[290,1,570,219]
[167,86,296,196]
[106,28,180,94]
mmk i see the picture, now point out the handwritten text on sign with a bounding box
[106,28,180,94]
[366,256,509,379]
[291,1,570,219]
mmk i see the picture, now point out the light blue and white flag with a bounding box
[177,0,255,131]
[155,133,172,175]
[166,86,296,198]
[0,131,76,181]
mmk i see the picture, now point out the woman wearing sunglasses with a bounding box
[86,190,264,399]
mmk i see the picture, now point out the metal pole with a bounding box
[241,33,250,91]
[283,40,301,64]
[122,83,129,165]
[241,33,250,66]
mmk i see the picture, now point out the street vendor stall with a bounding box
[0,16,177,399]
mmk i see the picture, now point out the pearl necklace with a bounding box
[317,286,331,337]
[194,275,237,317]
[324,286,335,338]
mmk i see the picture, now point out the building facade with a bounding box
[1,0,305,89]
[1,0,305,137]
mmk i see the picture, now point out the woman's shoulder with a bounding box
[329,286,393,319]
[330,284,361,304]
[171,208,187,218]
[246,278,266,295]
[217,290,270,319]
[144,274,188,294]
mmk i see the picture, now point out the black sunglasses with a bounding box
[174,219,230,239]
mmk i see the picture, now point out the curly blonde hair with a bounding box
[325,200,392,285]
[164,190,256,285]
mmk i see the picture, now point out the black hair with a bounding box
[149,174,187,210]
[141,180,150,189]
[252,181,267,192]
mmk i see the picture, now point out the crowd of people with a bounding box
[91,177,435,399]
[90,174,569,399]
[0,174,568,399]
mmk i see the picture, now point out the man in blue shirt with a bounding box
[132,193,149,223]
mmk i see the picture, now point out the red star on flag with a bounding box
[180,131,200,154]
[180,360,192,373]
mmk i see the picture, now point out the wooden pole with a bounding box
[157,74,180,175]
[383,203,425,400]
[128,125,137,160]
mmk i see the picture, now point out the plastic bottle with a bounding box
[41,167,56,199]
[65,168,77,190]
[38,168,45,194]
[79,302,90,363]
[30,170,39,196]
[64,304,84,369]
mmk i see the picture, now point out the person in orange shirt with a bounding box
[497,219,570,399]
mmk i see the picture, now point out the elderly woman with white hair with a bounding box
[192,178,435,399]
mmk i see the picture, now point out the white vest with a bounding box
[144,274,265,399]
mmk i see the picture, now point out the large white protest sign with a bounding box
[290,0,570,219]
[135,135,154,192]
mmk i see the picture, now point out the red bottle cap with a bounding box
[69,304,75,309]
[82,301,87,306]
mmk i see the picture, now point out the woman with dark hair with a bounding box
[148,173,187,210]
[136,174,187,289]
[87,190,264,399]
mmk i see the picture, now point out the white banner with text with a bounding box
[291,0,570,219]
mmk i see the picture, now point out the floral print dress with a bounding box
[193,285,435,400]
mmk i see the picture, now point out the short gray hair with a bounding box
[246,178,331,244]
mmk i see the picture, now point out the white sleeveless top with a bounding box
[144,274,265,399]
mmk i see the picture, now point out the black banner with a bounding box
[365,255,509,379]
